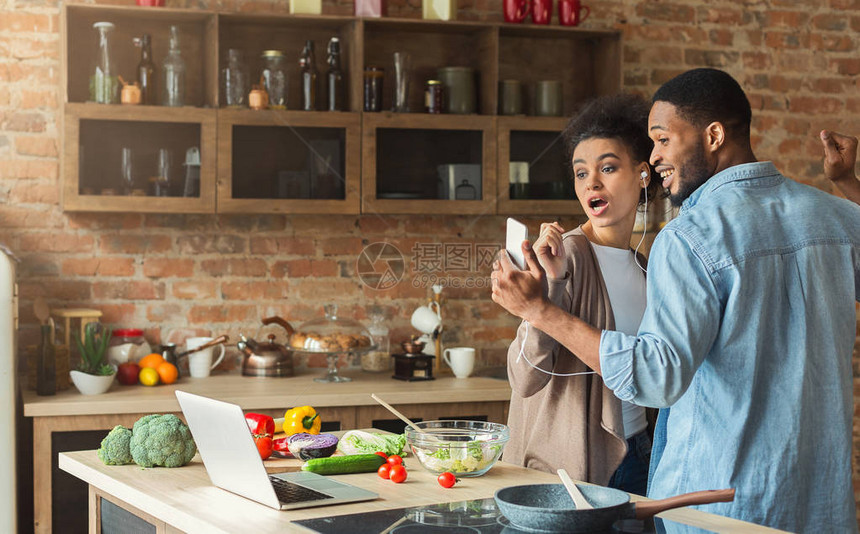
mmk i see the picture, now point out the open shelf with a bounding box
[63,4,217,107]
[217,14,360,111]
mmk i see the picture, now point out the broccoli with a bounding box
[130,414,197,468]
[97,425,134,466]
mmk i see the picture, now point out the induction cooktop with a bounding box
[293,497,716,534]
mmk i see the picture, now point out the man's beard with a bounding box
[669,141,712,207]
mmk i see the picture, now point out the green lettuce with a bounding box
[336,430,406,456]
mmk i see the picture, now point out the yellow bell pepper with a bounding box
[284,405,321,435]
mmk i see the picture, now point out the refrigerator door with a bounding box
[0,250,17,533]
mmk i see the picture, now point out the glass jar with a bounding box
[363,66,384,112]
[262,50,288,109]
[361,307,390,373]
[221,48,248,108]
[162,25,186,107]
[107,328,151,366]
[425,79,443,114]
[90,22,119,104]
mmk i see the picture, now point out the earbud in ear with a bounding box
[640,170,648,180]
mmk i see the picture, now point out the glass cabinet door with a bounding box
[496,116,581,215]
[362,114,496,215]
[216,109,361,214]
[62,104,216,213]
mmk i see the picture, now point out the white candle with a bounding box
[291,0,322,14]
[422,0,456,20]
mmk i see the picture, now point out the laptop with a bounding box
[175,390,378,510]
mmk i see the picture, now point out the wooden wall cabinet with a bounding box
[61,4,621,216]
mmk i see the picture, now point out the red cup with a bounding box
[504,0,531,23]
[136,0,165,6]
[559,0,590,26]
[531,0,552,24]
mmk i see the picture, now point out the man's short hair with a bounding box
[652,68,752,141]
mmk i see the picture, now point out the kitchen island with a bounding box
[59,449,788,533]
[24,371,512,533]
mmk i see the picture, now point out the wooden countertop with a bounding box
[59,450,787,534]
[23,371,512,417]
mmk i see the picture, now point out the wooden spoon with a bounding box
[33,297,50,325]
[370,394,430,436]
[558,468,593,510]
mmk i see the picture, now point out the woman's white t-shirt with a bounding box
[591,242,648,439]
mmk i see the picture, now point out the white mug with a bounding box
[443,347,476,379]
[186,337,226,378]
[411,303,441,334]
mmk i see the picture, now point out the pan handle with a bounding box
[634,488,735,520]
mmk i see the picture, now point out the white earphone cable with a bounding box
[516,321,597,377]
[515,171,647,377]
[634,174,648,274]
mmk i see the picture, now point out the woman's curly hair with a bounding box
[563,93,663,203]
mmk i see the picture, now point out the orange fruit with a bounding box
[139,367,159,386]
[138,353,165,369]
[156,361,178,385]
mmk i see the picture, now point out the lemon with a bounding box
[139,367,159,386]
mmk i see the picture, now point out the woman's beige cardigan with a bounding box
[504,227,639,485]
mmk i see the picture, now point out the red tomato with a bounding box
[254,435,273,460]
[437,472,458,488]
[375,451,388,460]
[386,455,403,466]
[377,464,391,479]
[388,464,407,483]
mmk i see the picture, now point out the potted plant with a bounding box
[69,323,116,395]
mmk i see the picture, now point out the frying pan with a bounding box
[495,483,735,533]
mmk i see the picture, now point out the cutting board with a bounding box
[262,430,358,474]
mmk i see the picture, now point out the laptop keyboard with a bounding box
[269,475,335,504]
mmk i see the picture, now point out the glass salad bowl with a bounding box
[288,304,375,383]
[405,420,510,477]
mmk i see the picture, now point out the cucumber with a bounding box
[301,453,386,475]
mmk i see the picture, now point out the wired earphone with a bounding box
[633,169,649,274]
[516,168,650,378]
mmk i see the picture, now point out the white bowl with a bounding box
[70,369,116,395]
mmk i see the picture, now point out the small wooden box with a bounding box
[26,344,71,392]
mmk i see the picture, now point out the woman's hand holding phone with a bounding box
[534,222,567,280]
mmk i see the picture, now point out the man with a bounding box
[491,68,860,533]
[821,129,860,205]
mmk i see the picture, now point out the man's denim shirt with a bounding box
[600,162,860,533]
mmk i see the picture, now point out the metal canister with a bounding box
[160,343,180,377]
[425,80,443,114]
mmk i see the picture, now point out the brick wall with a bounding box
[1,0,858,526]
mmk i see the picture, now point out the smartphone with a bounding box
[506,217,529,270]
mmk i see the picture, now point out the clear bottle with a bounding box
[261,50,287,109]
[300,40,318,111]
[361,307,390,373]
[326,37,344,112]
[162,25,186,107]
[134,34,156,105]
[221,49,248,108]
[90,22,119,104]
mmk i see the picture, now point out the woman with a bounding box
[503,93,661,495]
